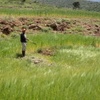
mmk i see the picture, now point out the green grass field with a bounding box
[0,7,100,18]
[0,32,100,100]
[0,1,100,18]
[0,1,100,99]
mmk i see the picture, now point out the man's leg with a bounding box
[22,43,26,57]
[22,51,25,57]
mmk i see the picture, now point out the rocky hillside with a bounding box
[0,17,100,36]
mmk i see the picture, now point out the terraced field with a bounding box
[0,1,100,100]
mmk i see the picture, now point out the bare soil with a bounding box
[0,17,100,36]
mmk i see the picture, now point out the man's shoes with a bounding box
[22,51,25,57]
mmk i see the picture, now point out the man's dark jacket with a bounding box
[20,33,27,43]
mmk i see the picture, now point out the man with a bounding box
[20,27,28,57]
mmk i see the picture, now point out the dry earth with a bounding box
[0,17,100,36]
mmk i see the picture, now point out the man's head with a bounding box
[22,27,26,33]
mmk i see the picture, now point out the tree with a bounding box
[73,2,80,9]
[21,0,26,3]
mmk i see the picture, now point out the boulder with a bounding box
[0,20,8,25]
[47,23,58,31]
[1,25,13,35]
[28,24,42,30]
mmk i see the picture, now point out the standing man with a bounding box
[20,27,28,57]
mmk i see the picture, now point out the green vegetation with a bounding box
[34,0,100,12]
[0,0,100,18]
[0,0,100,99]
[0,6,100,18]
[0,32,100,99]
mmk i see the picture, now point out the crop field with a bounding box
[0,7,100,18]
[0,1,100,18]
[0,1,100,100]
[0,32,100,100]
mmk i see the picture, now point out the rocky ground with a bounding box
[0,17,100,36]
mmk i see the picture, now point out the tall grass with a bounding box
[0,7,100,18]
[0,33,100,100]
